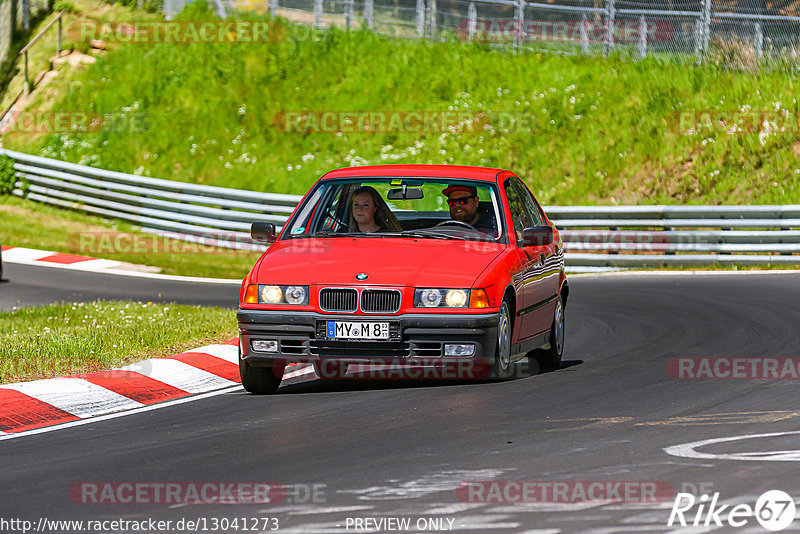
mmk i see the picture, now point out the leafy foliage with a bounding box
[0,155,17,196]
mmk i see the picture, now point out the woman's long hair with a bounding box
[351,186,402,232]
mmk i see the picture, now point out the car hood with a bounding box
[253,237,505,287]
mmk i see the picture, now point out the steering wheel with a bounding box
[434,220,476,230]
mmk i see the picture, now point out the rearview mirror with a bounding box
[251,222,276,244]
[387,188,424,200]
[520,226,553,247]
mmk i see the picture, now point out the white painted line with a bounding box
[69,259,123,270]
[5,256,241,284]
[1,378,144,418]
[570,269,800,279]
[118,358,237,393]
[1,247,57,262]
[0,385,242,442]
[664,430,800,461]
[188,344,239,363]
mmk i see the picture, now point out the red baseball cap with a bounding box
[442,185,478,197]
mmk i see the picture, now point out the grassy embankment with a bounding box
[3,1,799,206]
[0,300,236,384]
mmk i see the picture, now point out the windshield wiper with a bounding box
[400,230,458,240]
[309,231,389,237]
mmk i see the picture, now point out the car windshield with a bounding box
[282,178,504,242]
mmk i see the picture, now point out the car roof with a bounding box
[321,164,511,183]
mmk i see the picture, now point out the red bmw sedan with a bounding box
[238,165,568,393]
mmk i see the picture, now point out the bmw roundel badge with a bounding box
[356,273,368,281]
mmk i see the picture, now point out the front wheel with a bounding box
[491,299,514,379]
[537,295,565,369]
[239,353,284,394]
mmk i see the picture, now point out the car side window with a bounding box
[504,179,532,243]
[318,184,348,232]
[511,178,544,227]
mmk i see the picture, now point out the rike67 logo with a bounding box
[668,490,797,531]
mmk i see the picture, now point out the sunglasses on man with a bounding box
[447,196,476,207]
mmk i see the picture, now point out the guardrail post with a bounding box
[57,14,62,55]
[314,0,323,28]
[700,0,711,59]
[23,50,29,96]
[427,0,437,38]
[514,0,524,54]
[416,0,424,36]
[754,21,762,58]
[467,2,476,43]
[580,13,589,54]
[604,0,615,56]
[269,0,278,16]
[23,0,29,30]
[364,0,373,29]
[345,0,353,28]
[637,15,646,59]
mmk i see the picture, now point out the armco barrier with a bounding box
[3,148,800,268]
[2,148,302,251]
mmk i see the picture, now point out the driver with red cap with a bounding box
[442,184,496,234]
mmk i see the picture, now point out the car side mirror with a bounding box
[251,222,276,244]
[520,226,553,247]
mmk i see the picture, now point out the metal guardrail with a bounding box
[1,148,302,251]
[2,148,799,268]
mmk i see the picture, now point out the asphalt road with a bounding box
[3,272,800,533]
[0,262,240,310]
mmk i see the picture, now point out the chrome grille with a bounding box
[360,289,401,313]
[319,288,358,312]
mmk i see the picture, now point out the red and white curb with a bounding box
[1,246,127,271]
[0,246,240,284]
[0,339,315,438]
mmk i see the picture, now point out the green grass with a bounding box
[3,1,800,206]
[0,299,236,384]
[0,196,260,278]
[1,0,162,112]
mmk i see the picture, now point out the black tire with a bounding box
[491,299,514,379]
[239,354,284,394]
[537,295,565,369]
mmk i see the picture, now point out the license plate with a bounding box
[326,321,389,341]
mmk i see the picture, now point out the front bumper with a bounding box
[237,309,499,367]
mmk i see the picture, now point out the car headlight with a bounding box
[285,286,307,305]
[258,285,309,305]
[414,288,470,308]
